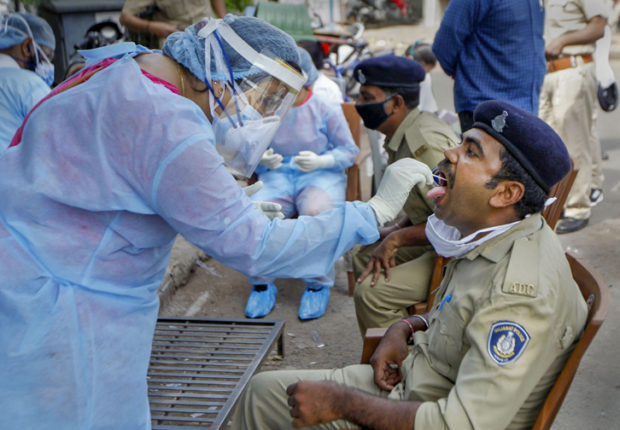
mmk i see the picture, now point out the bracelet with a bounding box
[146,21,151,33]
[412,314,429,329]
[399,318,415,340]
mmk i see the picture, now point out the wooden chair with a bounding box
[341,103,364,296]
[360,252,610,430]
[531,252,609,429]
[341,102,363,203]
[543,160,578,231]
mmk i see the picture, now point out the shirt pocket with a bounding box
[427,303,468,381]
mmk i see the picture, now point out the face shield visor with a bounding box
[197,20,305,177]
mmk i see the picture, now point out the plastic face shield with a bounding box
[198,20,305,177]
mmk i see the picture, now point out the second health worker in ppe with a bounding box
[0,12,55,155]
[246,47,359,321]
[0,15,433,429]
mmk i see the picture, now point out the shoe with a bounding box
[556,217,589,234]
[298,285,331,320]
[245,283,277,318]
[589,188,603,206]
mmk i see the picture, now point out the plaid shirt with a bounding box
[433,0,546,114]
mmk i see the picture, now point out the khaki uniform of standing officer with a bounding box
[539,0,608,233]
[120,0,226,48]
[231,100,588,430]
[349,54,458,336]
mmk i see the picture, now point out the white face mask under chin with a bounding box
[425,214,520,258]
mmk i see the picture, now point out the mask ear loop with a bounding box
[214,30,244,127]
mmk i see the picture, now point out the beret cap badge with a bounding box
[357,69,366,84]
[492,111,508,133]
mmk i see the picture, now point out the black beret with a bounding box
[473,100,570,194]
[353,53,425,88]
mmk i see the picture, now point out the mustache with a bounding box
[437,158,455,189]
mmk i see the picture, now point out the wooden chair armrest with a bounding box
[361,327,388,364]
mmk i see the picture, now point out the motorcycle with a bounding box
[346,0,422,27]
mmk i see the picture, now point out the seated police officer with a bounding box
[231,100,588,430]
[352,53,459,336]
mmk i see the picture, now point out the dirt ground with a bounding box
[160,254,365,371]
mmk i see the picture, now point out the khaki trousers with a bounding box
[230,365,391,430]
[353,244,435,336]
[539,63,597,220]
[590,109,604,189]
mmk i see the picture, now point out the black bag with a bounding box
[597,82,618,112]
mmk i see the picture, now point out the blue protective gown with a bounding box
[0,52,378,429]
[251,92,358,287]
[0,54,50,156]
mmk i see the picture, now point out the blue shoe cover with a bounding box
[245,283,277,318]
[298,285,331,320]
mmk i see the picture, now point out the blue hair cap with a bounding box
[297,46,318,88]
[0,12,55,50]
[162,14,300,83]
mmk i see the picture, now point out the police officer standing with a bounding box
[350,54,459,336]
[539,0,608,233]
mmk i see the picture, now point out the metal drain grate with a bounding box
[148,317,284,429]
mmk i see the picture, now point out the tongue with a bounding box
[427,187,446,200]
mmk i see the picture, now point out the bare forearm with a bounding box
[557,16,607,49]
[336,386,420,430]
[120,12,150,33]
[390,222,429,248]
[211,0,227,18]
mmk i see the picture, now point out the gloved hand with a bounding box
[259,148,283,170]
[243,181,285,220]
[293,150,335,172]
[367,158,433,227]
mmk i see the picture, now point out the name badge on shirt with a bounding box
[487,321,530,366]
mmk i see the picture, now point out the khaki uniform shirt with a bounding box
[394,214,587,429]
[123,0,215,46]
[544,0,609,55]
[385,108,459,225]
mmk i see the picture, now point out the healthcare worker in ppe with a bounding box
[245,47,359,320]
[0,15,433,429]
[0,12,55,155]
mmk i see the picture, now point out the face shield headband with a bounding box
[196,19,305,177]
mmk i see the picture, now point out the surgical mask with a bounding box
[425,214,520,258]
[196,19,304,177]
[355,95,395,130]
[215,115,282,176]
[213,103,282,176]
[34,47,54,86]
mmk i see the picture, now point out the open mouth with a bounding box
[432,167,448,187]
[427,167,448,202]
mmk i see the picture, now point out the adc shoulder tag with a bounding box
[501,236,539,298]
[487,320,530,366]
